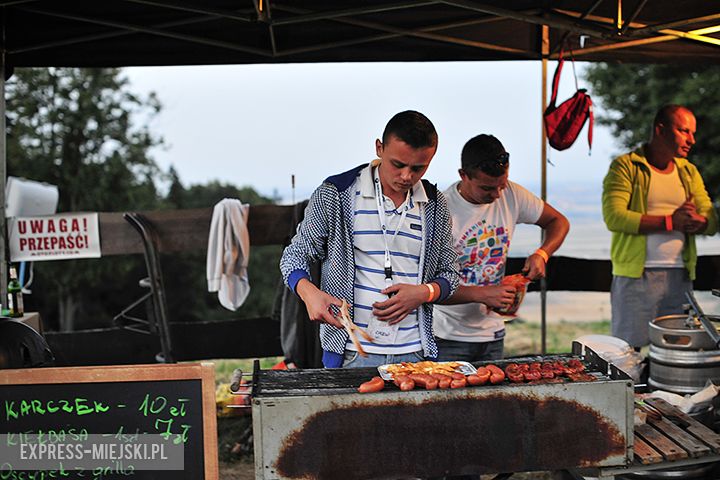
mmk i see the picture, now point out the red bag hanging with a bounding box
[543,51,593,152]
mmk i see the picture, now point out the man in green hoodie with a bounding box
[602,105,718,349]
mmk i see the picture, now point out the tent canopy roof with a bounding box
[3,0,720,68]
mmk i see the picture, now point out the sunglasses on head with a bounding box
[483,151,509,167]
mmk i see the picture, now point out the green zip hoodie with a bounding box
[602,146,718,280]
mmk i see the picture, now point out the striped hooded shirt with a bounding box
[280,163,460,367]
[350,163,425,354]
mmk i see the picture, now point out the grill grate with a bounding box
[253,352,615,398]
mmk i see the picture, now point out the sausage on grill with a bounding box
[393,374,416,391]
[409,374,439,390]
[358,376,385,393]
[430,373,453,389]
[486,364,506,384]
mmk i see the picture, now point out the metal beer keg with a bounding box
[648,314,720,394]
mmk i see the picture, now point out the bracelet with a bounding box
[665,215,673,232]
[425,283,436,303]
[533,248,549,263]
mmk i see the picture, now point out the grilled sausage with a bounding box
[399,378,416,391]
[540,362,555,379]
[466,374,483,386]
[475,367,492,383]
[358,376,385,393]
[504,364,524,383]
[506,371,524,383]
[430,373,453,389]
[486,364,506,384]
[550,361,567,376]
[393,374,416,391]
[505,363,519,373]
[566,359,585,374]
[467,367,491,386]
[409,374,439,390]
[450,377,467,389]
[507,373,524,383]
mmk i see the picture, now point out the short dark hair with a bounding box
[654,104,691,128]
[382,110,438,149]
[461,134,509,178]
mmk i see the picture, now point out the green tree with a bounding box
[9,67,282,334]
[584,63,720,198]
[6,68,163,330]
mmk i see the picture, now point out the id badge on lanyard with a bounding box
[368,167,410,343]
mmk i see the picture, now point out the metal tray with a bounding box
[377,360,477,380]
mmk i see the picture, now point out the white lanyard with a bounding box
[373,166,411,289]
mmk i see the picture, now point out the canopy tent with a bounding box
[2,0,719,352]
[3,1,720,66]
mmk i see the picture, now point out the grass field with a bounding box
[505,318,611,356]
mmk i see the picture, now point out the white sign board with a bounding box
[8,213,101,261]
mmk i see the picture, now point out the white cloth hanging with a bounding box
[207,199,251,310]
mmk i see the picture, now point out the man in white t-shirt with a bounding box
[434,134,570,362]
[602,105,718,349]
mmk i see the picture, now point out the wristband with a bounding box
[665,215,673,232]
[425,283,436,303]
[533,248,549,263]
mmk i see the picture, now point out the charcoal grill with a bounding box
[251,343,634,479]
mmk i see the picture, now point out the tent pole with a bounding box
[0,45,6,305]
[540,24,549,354]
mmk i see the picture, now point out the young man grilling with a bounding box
[280,110,459,368]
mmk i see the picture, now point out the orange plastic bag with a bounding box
[492,274,531,316]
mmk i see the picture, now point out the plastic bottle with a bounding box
[8,265,24,318]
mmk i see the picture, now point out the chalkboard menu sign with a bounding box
[0,363,218,479]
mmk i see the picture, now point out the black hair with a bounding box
[461,134,509,178]
[382,110,438,149]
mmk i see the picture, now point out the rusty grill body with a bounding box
[252,345,634,479]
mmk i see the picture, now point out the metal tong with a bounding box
[339,299,373,357]
[684,291,720,349]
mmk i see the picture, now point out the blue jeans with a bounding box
[342,350,425,368]
[434,337,504,362]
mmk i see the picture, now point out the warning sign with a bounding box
[8,213,101,261]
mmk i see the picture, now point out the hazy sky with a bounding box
[124,61,619,203]
[122,63,720,262]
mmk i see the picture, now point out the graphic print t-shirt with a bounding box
[433,180,544,342]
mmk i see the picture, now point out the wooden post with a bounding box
[0,36,7,306]
[540,24,549,354]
